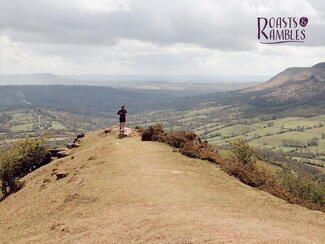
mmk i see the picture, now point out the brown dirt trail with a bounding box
[0,128,324,243]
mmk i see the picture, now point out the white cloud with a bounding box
[41,0,130,13]
[0,0,324,76]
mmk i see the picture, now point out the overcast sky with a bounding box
[0,0,324,77]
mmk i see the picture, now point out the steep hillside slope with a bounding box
[1,128,324,243]
[252,67,309,91]
[252,62,325,91]
[248,62,325,104]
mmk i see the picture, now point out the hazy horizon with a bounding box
[0,73,268,86]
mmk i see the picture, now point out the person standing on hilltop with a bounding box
[117,105,127,133]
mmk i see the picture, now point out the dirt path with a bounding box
[1,128,325,243]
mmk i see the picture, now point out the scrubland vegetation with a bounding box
[141,124,325,212]
[142,124,219,163]
[0,138,51,199]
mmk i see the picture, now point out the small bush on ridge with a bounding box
[163,132,197,148]
[179,142,220,163]
[142,124,220,163]
[279,169,325,205]
[0,138,51,199]
[141,124,165,142]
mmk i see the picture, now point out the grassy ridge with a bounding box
[141,124,325,212]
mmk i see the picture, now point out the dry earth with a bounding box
[0,127,325,244]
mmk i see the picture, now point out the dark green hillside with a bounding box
[0,85,182,115]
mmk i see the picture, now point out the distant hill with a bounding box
[68,80,259,94]
[1,128,324,243]
[63,74,267,83]
[0,73,74,85]
[249,62,325,104]
[1,63,321,117]
[0,74,261,95]
[0,85,181,114]
[251,67,309,91]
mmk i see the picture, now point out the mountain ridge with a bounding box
[1,127,324,243]
[247,62,325,104]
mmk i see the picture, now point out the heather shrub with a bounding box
[0,138,51,199]
[0,158,21,199]
[220,157,267,187]
[259,175,295,203]
[179,141,220,163]
[142,124,220,162]
[224,139,325,210]
[221,139,264,187]
[141,124,166,142]
[228,139,256,166]
[163,132,197,148]
[225,140,293,193]
[279,169,325,205]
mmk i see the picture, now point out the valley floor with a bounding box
[0,128,324,243]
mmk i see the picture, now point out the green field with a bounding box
[203,116,325,166]
[0,109,113,148]
[129,104,325,173]
[51,121,66,130]
[10,123,34,132]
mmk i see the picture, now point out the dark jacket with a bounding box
[117,108,127,120]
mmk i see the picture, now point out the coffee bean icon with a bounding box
[300,17,308,27]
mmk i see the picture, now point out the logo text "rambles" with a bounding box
[257,17,308,44]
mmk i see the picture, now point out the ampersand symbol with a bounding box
[300,17,308,27]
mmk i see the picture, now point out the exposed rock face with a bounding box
[73,133,85,143]
[49,148,68,158]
